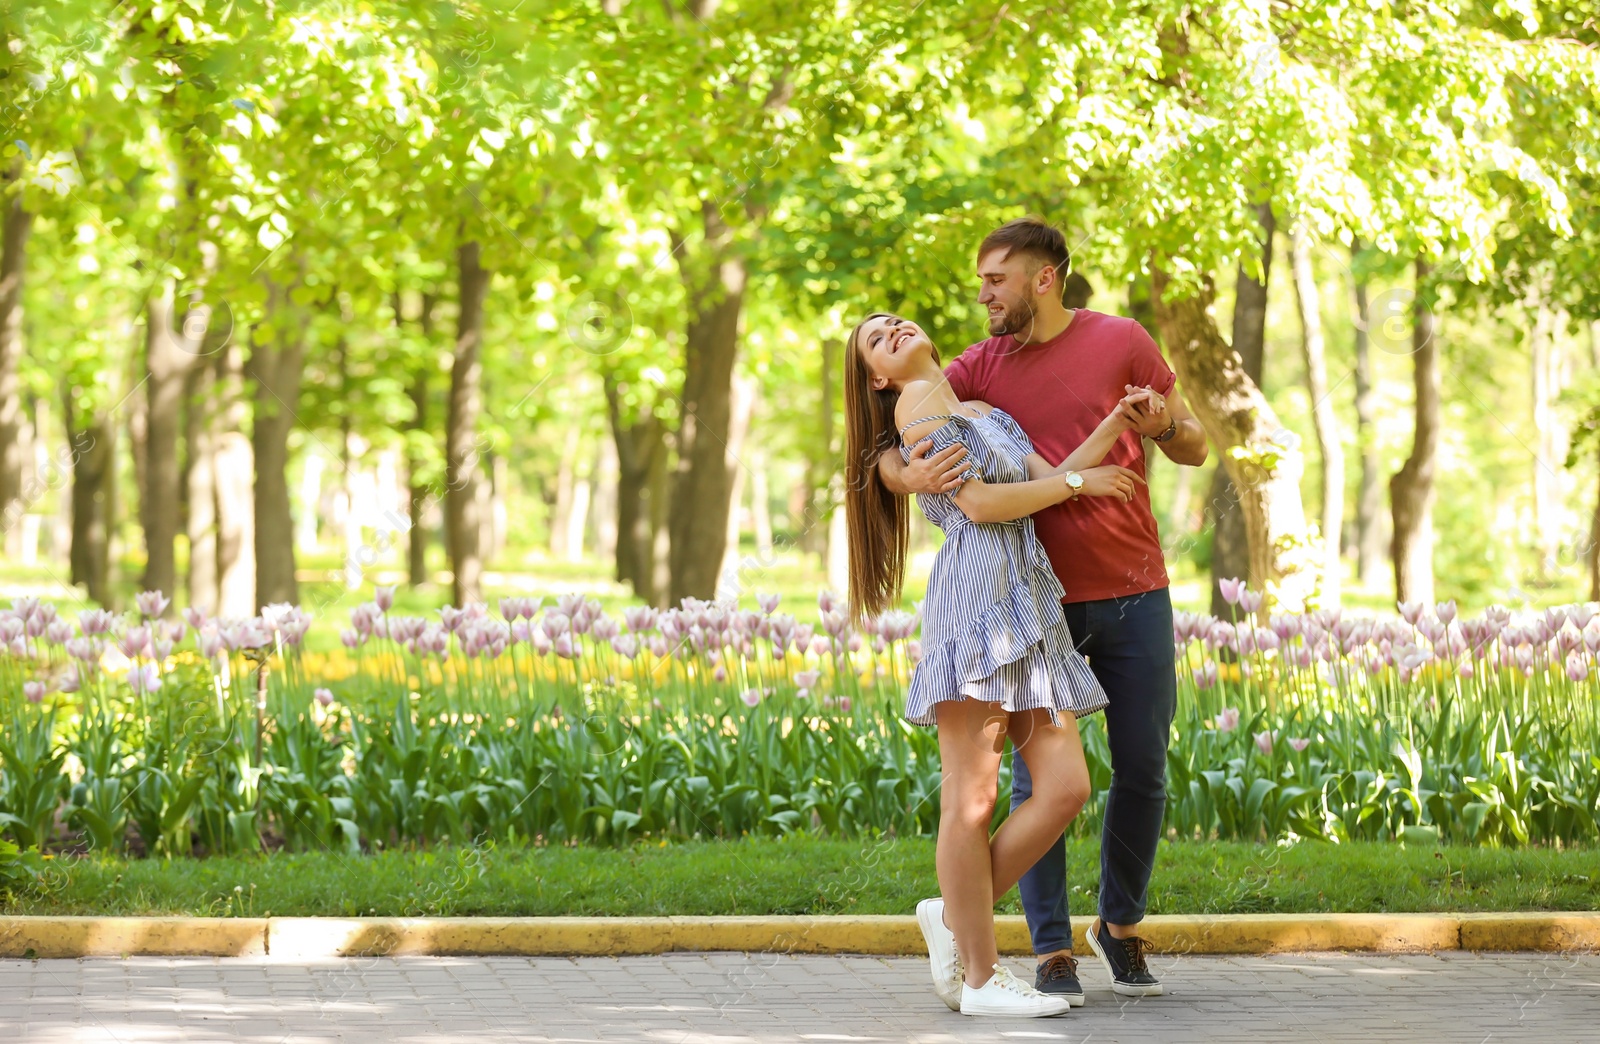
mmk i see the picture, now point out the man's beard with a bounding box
[988,298,1038,338]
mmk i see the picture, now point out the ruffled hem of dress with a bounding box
[913,577,1054,696]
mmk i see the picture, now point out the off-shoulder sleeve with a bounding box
[899,417,980,502]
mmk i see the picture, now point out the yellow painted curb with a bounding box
[0,917,267,958]
[1457,912,1600,952]
[4,913,1597,958]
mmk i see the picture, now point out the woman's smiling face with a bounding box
[855,314,933,391]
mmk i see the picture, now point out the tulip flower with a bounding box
[1288,738,1311,752]
[741,688,761,708]
[314,687,334,707]
[23,680,45,703]
[1219,577,1246,606]
[135,590,170,619]
[1212,705,1239,731]
[1195,663,1220,691]
[1254,730,1275,755]
[757,593,781,615]
[127,662,162,694]
[375,586,396,612]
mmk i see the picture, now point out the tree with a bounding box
[1290,222,1343,606]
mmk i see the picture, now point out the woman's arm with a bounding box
[953,465,1143,524]
[1022,408,1136,480]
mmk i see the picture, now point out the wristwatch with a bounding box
[1154,417,1178,443]
[1063,471,1085,499]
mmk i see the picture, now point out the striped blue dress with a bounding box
[898,407,1108,727]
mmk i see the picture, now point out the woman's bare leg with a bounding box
[933,699,1007,987]
[988,709,1091,900]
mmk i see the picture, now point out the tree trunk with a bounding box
[717,373,758,595]
[1389,259,1439,606]
[213,339,255,617]
[605,375,665,599]
[248,280,306,609]
[550,425,579,558]
[593,437,618,564]
[184,361,218,614]
[0,171,31,547]
[668,202,747,603]
[1351,258,1386,585]
[406,292,434,588]
[1290,224,1344,607]
[565,463,591,564]
[142,283,205,603]
[446,240,489,607]
[1153,268,1314,612]
[1530,284,1565,577]
[647,431,672,608]
[1208,202,1274,615]
[63,384,116,606]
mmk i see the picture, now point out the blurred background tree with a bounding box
[0,0,1596,620]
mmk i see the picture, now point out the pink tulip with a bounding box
[127,662,162,694]
[79,609,116,635]
[374,585,396,612]
[557,593,586,617]
[1218,577,1246,606]
[1566,653,1589,683]
[818,589,839,614]
[610,634,640,659]
[713,665,727,682]
[1195,663,1220,690]
[1212,705,1239,731]
[58,666,81,694]
[118,626,152,660]
[1288,737,1311,752]
[23,680,45,704]
[741,688,761,708]
[314,687,334,707]
[837,696,853,714]
[1253,730,1274,755]
[1569,605,1596,631]
[648,635,670,658]
[135,590,170,619]
[907,639,923,663]
[1435,600,1457,625]
[757,593,780,615]
[1238,589,1264,613]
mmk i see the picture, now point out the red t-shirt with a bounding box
[944,309,1176,604]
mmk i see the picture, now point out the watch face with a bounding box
[1067,473,1084,488]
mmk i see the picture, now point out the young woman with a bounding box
[844,312,1145,1018]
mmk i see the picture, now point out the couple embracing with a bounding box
[844,217,1208,1017]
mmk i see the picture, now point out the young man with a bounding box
[880,217,1207,1004]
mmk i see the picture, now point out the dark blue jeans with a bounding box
[1010,587,1176,954]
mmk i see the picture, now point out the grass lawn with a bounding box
[6,836,1596,918]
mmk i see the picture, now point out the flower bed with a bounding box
[0,584,1596,857]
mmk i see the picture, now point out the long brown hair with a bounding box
[842,312,939,625]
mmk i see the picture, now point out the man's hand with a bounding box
[1076,464,1146,503]
[902,437,970,496]
[1117,384,1173,440]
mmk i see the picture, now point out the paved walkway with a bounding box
[4,952,1597,1042]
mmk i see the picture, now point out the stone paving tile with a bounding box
[2,952,1598,1042]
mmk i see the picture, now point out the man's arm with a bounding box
[1119,384,1208,467]
[878,438,970,496]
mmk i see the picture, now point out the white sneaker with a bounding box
[960,964,1072,1018]
[915,897,963,1011]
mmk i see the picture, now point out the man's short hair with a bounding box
[977,217,1071,281]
